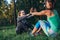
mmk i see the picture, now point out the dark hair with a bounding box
[18,10,25,16]
[45,0,56,10]
[45,0,56,5]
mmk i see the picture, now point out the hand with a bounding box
[30,7,34,13]
[26,14,30,16]
[30,13,34,16]
[27,13,33,16]
[29,7,37,16]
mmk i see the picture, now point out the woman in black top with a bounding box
[16,10,33,34]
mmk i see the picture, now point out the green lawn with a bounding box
[0,25,60,40]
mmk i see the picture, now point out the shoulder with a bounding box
[53,9,58,12]
[53,9,59,15]
[40,10,48,15]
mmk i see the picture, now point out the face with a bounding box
[45,1,53,9]
[20,10,25,16]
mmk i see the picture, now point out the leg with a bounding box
[32,27,38,36]
[48,29,57,37]
[39,20,57,37]
[36,27,42,34]
[16,23,24,34]
[36,27,42,33]
[31,21,41,36]
[40,20,50,36]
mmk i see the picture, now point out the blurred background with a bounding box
[0,0,60,40]
[0,0,60,26]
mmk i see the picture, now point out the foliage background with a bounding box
[0,0,60,40]
[0,0,60,26]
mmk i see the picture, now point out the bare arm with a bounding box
[30,10,46,16]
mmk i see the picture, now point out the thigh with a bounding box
[35,20,41,29]
[48,29,57,37]
[40,20,50,36]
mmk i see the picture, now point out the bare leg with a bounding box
[32,27,42,36]
[31,27,38,36]
[36,27,42,33]
[31,20,41,36]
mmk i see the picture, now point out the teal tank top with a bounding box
[47,10,60,32]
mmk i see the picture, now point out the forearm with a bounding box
[30,10,45,16]
[31,12,40,16]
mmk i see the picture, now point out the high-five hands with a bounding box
[29,7,37,16]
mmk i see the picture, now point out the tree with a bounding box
[0,0,14,26]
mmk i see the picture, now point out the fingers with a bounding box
[27,14,30,15]
[30,8,34,13]
[30,7,36,13]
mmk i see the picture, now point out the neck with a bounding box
[46,8,54,11]
[46,7,54,10]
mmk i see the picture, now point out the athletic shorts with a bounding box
[35,20,50,29]
[35,20,57,37]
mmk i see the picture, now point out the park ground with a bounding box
[0,25,60,40]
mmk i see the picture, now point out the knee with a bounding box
[16,27,22,34]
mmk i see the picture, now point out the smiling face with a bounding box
[20,10,25,16]
[45,1,54,10]
[18,10,25,16]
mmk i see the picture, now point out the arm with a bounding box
[18,15,28,20]
[17,16,27,23]
[17,14,31,21]
[30,10,46,16]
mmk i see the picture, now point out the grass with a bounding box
[0,25,60,40]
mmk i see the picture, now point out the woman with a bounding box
[16,10,32,34]
[30,0,60,37]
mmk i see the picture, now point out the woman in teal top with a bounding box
[30,0,60,37]
[47,10,60,32]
